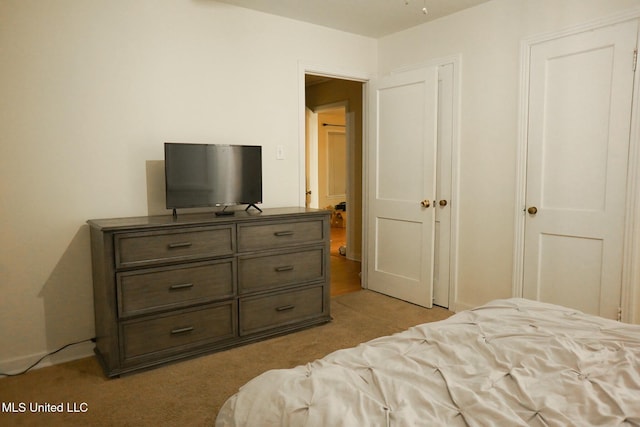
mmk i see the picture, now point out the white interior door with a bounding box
[433,63,454,308]
[305,107,319,209]
[523,19,638,319]
[367,67,438,307]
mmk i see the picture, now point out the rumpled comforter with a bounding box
[216,298,640,426]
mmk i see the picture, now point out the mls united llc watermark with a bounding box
[2,401,88,413]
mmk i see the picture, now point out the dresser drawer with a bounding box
[238,247,325,294]
[239,285,324,335]
[237,219,325,252]
[117,259,235,318]
[121,302,237,362]
[115,225,235,269]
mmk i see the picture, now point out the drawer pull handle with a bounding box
[276,305,295,312]
[171,326,194,335]
[169,283,194,291]
[168,242,192,249]
[274,231,294,237]
[275,265,294,272]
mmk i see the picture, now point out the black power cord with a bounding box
[0,337,96,377]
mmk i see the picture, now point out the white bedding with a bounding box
[216,298,640,426]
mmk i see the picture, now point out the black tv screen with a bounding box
[164,143,262,210]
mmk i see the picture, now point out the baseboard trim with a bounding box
[453,300,475,313]
[1,341,94,375]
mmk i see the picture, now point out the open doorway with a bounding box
[305,74,363,296]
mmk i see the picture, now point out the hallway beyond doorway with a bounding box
[330,226,361,296]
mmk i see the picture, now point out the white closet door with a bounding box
[523,20,638,319]
[367,67,438,307]
[433,63,454,308]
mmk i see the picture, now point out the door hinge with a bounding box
[617,306,622,322]
[633,49,638,72]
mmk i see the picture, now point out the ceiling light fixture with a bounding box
[405,0,429,16]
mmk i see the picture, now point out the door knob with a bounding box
[420,199,431,208]
[527,206,538,215]
[439,200,448,207]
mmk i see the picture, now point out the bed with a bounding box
[215,298,640,426]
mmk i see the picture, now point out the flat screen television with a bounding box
[164,142,262,215]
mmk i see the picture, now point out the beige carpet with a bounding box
[0,290,452,427]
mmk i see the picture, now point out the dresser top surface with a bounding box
[87,207,330,232]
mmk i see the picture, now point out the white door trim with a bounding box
[513,10,640,323]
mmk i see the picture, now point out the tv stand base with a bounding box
[245,203,262,213]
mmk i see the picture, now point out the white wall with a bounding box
[0,0,376,372]
[5,0,640,375]
[378,0,640,311]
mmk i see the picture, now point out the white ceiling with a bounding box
[215,0,492,38]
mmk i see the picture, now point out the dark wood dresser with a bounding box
[87,207,331,377]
